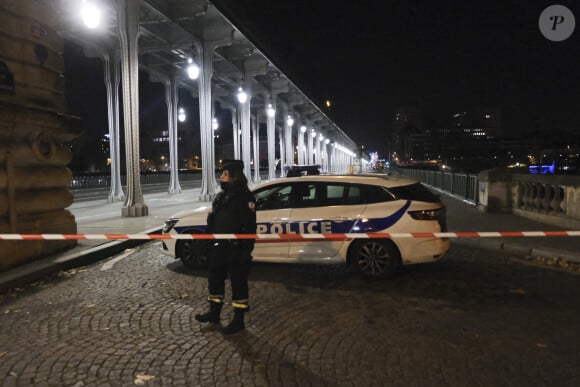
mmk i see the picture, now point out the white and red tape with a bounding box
[0,231,579,241]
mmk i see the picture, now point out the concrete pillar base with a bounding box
[122,204,149,217]
[199,193,215,202]
[107,193,126,203]
[168,187,182,195]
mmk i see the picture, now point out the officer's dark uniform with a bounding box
[195,160,256,334]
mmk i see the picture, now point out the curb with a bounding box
[452,239,580,263]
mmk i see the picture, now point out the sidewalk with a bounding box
[1,186,579,291]
[0,188,212,291]
[441,191,580,263]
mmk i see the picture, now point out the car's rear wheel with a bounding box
[175,230,208,269]
[349,239,401,279]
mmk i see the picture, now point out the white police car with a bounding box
[161,174,450,278]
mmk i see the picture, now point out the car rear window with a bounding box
[363,185,396,204]
[388,183,441,203]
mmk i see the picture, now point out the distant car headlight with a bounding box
[162,218,180,233]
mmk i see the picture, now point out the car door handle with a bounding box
[333,216,351,221]
[272,218,287,223]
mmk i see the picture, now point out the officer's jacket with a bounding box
[207,181,257,254]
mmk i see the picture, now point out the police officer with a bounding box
[195,159,257,334]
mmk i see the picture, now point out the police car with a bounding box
[161,174,450,278]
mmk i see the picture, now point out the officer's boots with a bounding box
[222,307,246,334]
[195,300,222,324]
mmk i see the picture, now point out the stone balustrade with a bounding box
[511,174,580,229]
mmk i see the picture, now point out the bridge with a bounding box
[1,1,578,271]
[56,0,359,214]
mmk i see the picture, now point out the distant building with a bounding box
[390,106,532,172]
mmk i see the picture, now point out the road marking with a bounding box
[100,248,137,271]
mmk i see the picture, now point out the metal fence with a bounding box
[70,169,480,203]
[69,171,203,190]
[392,167,479,204]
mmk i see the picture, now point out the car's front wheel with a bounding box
[175,231,208,269]
[348,239,401,279]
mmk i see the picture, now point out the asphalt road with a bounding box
[1,243,579,386]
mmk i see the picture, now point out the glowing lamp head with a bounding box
[178,108,186,122]
[186,59,200,80]
[81,1,101,29]
[237,87,248,103]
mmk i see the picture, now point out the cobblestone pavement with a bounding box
[1,243,579,386]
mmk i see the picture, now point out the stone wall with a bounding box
[0,0,80,271]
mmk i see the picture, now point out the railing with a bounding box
[68,170,272,191]
[392,166,580,229]
[69,171,203,190]
[511,174,580,228]
[392,168,479,203]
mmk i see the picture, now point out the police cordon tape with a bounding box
[0,231,579,240]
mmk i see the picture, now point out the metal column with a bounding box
[266,103,276,180]
[285,114,294,168]
[118,0,147,217]
[164,75,181,194]
[102,51,125,203]
[252,113,261,183]
[307,129,314,165]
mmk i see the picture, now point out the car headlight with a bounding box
[162,218,180,233]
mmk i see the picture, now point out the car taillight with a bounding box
[408,207,447,231]
[407,208,443,221]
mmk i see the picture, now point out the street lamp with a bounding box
[300,125,307,134]
[287,115,294,127]
[212,117,219,130]
[81,0,101,29]
[237,87,248,103]
[186,58,200,80]
[266,103,275,117]
[178,108,186,122]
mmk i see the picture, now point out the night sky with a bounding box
[212,0,579,155]
[65,1,579,164]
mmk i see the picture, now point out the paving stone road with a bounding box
[1,242,579,386]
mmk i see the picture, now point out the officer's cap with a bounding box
[222,159,244,172]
